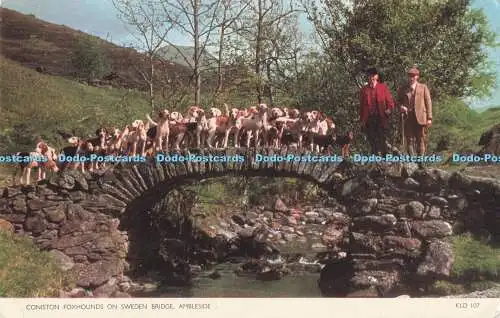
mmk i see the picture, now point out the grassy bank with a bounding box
[429,233,500,295]
[0,229,71,297]
[430,96,500,153]
[450,233,500,279]
[0,57,153,153]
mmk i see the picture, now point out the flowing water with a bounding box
[134,262,323,297]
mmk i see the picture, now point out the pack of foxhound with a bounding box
[12,104,354,185]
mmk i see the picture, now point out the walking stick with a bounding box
[401,112,406,154]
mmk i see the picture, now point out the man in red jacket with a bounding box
[359,68,395,155]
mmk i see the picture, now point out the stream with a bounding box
[133,261,323,297]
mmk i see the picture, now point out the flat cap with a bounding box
[408,66,420,75]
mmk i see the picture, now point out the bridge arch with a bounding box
[97,148,347,216]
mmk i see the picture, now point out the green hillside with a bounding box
[430,96,500,153]
[0,57,152,153]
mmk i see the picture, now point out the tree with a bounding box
[300,0,497,149]
[161,0,222,106]
[70,35,111,82]
[261,12,305,105]
[234,0,299,104]
[113,0,178,112]
[304,0,497,99]
[212,0,249,104]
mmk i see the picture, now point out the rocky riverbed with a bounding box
[121,199,345,298]
[57,199,341,298]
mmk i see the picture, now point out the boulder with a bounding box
[49,250,75,271]
[382,236,422,258]
[412,220,453,239]
[353,215,397,231]
[417,240,454,278]
[407,201,425,219]
[349,269,401,295]
[71,260,125,288]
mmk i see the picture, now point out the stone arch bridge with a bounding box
[0,148,499,296]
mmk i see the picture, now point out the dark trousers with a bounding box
[364,114,388,155]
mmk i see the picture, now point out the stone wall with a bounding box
[0,148,498,296]
[320,163,500,296]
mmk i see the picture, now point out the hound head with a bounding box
[311,111,320,120]
[288,108,300,118]
[85,142,94,152]
[158,109,170,119]
[209,107,222,118]
[35,142,49,154]
[131,119,144,129]
[170,111,182,121]
[138,120,146,130]
[96,127,107,138]
[303,111,315,123]
[258,103,268,112]
[230,108,240,119]
[196,109,206,120]
[346,130,354,141]
[187,105,203,118]
[68,136,80,146]
[271,107,284,118]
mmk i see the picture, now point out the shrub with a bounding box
[449,233,500,280]
[71,35,111,81]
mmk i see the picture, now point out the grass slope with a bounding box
[0,57,152,153]
[429,233,500,296]
[0,229,71,297]
[430,95,500,151]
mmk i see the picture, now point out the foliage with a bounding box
[291,52,360,129]
[299,0,498,145]
[428,96,479,152]
[184,176,325,216]
[449,233,500,279]
[0,229,71,297]
[71,35,111,81]
[305,0,497,99]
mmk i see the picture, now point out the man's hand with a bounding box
[400,106,408,113]
[427,119,432,127]
[384,108,392,116]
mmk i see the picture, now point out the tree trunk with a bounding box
[266,60,273,106]
[255,0,263,104]
[214,10,227,105]
[194,0,201,106]
[149,54,155,113]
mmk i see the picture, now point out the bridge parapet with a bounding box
[0,154,499,296]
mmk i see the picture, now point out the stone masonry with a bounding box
[0,148,499,296]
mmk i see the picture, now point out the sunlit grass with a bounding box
[0,229,73,297]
